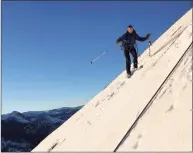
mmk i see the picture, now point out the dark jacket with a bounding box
[117,30,148,50]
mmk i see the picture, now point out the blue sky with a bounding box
[2,1,192,114]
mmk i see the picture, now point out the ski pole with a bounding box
[91,50,108,64]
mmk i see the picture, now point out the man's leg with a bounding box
[123,49,131,74]
[130,47,138,68]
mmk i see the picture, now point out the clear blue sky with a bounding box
[2,1,192,114]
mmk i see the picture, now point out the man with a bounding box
[116,25,151,78]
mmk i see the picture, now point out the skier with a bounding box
[116,25,151,78]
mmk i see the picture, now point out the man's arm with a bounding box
[116,33,125,44]
[135,32,151,42]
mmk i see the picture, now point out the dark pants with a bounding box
[123,47,138,74]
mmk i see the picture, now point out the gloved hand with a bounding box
[146,33,151,39]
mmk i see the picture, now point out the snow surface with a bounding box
[32,8,192,152]
[117,44,192,152]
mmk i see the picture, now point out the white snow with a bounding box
[32,8,192,152]
[117,44,192,152]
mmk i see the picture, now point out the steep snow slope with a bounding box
[117,44,192,152]
[32,8,192,152]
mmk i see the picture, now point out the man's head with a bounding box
[127,25,134,33]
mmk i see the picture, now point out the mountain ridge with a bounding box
[1,106,83,152]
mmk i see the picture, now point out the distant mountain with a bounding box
[1,106,83,152]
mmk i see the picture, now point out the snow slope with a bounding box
[32,8,192,152]
[117,44,192,152]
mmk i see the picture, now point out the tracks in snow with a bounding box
[113,42,192,152]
